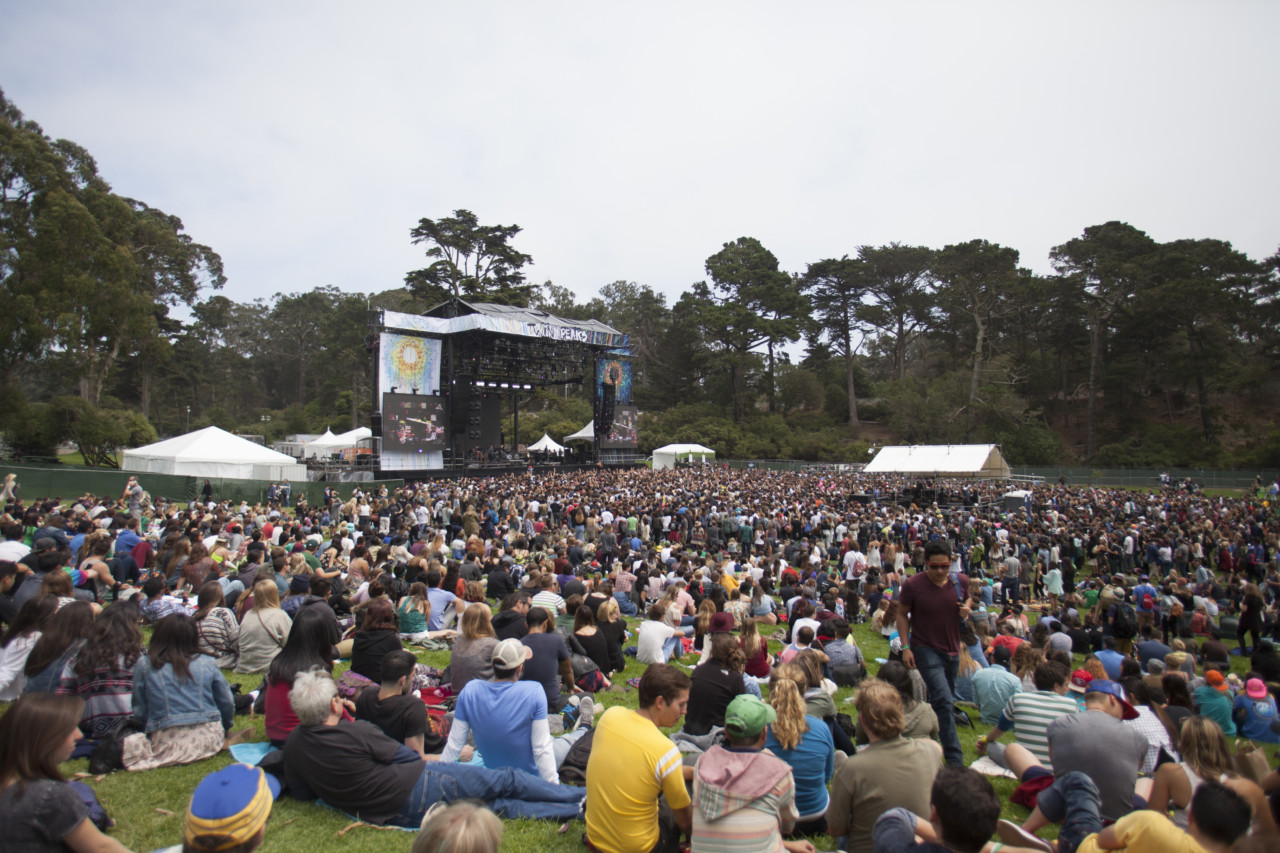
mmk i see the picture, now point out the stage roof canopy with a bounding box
[381,298,628,348]
[863,444,1011,478]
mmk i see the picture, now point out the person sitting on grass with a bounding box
[586,663,693,853]
[410,801,503,853]
[764,663,835,836]
[264,607,343,747]
[158,763,279,853]
[0,693,132,853]
[870,765,1005,853]
[357,649,463,762]
[998,772,1252,853]
[441,638,589,782]
[124,614,243,771]
[691,693,815,853]
[827,678,942,853]
[281,668,585,827]
[637,602,682,664]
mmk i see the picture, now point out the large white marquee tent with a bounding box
[122,427,308,481]
[863,444,1011,478]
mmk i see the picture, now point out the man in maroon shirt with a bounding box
[897,540,970,766]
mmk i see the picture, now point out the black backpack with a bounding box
[1112,602,1138,639]
[558,727,596,785]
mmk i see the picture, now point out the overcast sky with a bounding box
[3,2,1278,315]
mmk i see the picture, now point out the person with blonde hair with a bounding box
[236,579,292,674]
[827,678,943,853]
[764,663,834,834]
[411,801,503,853]
[1146,715,1277,833]
[739,615,771,682]
[448,602,498,693]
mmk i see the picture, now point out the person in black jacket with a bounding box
[487,559,517,601]
[492,592,531,641]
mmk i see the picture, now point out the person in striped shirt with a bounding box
[976,660,1078,770]
[691,694,813,853]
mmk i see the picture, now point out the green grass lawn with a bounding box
[42,602,1279,853]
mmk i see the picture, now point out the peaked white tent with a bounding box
[564,421,594,442]
[863,444,1011,478]
[652,443,716,470]
[299,429,337,458]
[122,427,308,481]
[528,433,565,454]
[303,427,372,458]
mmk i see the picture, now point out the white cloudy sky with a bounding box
[3,2,1278,312]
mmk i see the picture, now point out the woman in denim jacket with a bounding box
[122,614,236,771]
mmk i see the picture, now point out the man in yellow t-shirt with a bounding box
[586,664,692,853]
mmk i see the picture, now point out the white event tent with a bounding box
[564,422,594,442]
[528,433,565,454]
[302,427,372,458]
[652,443,716,469]
[863,444,1011,479]
[122,426,308,481]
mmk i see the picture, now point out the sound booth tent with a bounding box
[652,444,716,470]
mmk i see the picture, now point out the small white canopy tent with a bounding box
[122,426,308,481]
[863,444,1011,479]
[299,429,337,458]
[303,427,372,458]
[652,443,716,470]
[528,433,565,454]
[564,422,594,442]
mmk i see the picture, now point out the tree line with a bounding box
[3,89,1279,467]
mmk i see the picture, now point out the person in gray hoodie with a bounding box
[690,693,815,853]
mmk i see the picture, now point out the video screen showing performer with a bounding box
[382,394,447,451]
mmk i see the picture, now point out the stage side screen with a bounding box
[600,405,638,448]
[382,394,447,452]
[597,358,633,404]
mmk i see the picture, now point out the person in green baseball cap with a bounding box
[690,694,815,853]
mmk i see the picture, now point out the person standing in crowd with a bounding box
[897,541,970,765]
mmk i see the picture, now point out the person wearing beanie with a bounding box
[690,694,810,853]
[1194,670,1237,736]
[155,763,279,853]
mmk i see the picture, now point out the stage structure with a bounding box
[371,299,635,474]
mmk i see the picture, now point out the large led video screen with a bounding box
[379,333,441,397]
[382,394,447,452]
[600,405,638,449]
[597,358,633,405]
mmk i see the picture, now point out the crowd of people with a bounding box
[1,465,1280,852]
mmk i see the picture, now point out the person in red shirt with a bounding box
[897,540,970,766]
